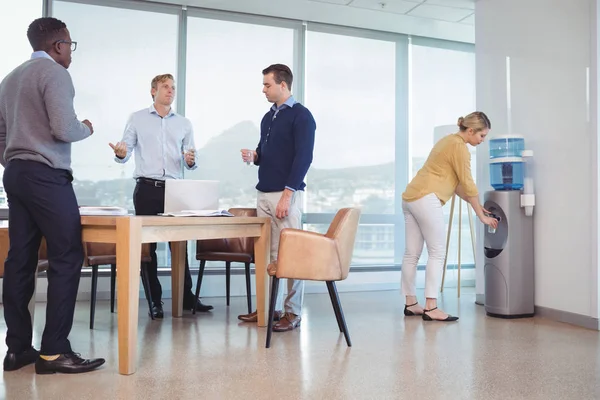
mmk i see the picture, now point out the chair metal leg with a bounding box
[244,262,252,314]
[110,263,116,313]
[225,261,231,306]
[140,263,154,320]
[326,281,344,333]
[193,260,206,315]
[326,281,351,347]
[90,265,99,330]
[265,277,280,349]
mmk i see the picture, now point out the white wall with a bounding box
[475,0,599,318]
[144,0,474,43]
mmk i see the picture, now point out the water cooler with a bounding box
[483,134,535,318]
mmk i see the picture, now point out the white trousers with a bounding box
[257,190,304,315]
[401,193,446,299]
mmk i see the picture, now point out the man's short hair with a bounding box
[151,74,174,100]
[262,64,293,90]
[27,17,67,52]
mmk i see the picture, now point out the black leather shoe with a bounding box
[185,297,213,312]
[3,347,39,371]
[150,302,164,319]
[35,352,105,374]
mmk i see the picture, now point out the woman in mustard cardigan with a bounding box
[401,112,498,322]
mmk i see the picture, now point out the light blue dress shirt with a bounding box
[271,95,296,117]
[30,51,55,62]
[115,105,197,180]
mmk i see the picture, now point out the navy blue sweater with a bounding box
[255,102,316,192]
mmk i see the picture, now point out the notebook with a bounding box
[79,206,129,216]
[160,209,233,217]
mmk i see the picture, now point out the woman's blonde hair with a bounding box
[457,111,491,132]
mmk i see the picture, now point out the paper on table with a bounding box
[79,206,129,216]
[160,209,234,217]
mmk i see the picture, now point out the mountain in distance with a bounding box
[187,120,395,185]
[185,120,259,190]
[73,120,397,213]
[186,120,395,213]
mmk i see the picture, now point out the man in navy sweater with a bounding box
[238,64,316,331]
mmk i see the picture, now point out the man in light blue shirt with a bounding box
[110,73,212,318]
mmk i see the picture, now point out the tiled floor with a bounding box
[1,288,600,400]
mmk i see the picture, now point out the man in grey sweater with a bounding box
[0,17,105,374]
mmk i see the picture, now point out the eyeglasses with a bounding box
[54,40,77,52]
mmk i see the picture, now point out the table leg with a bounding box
[171,241,186,318]
[116,217,142,375]
[254,221,271,327]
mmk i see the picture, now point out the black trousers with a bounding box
[3,160,84,355]
[132,181,194,304]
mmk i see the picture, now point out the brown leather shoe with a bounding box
[238,310,283,323]
[273,313,301,332]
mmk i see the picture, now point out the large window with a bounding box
[7,1,477,279]
[53,1,178,209]
[305,30,396,215]
[409,41,476,266]
[0,0,44,207]
[183,14,297,269]
[303,28,400,266]
[53,1,179,266]
[184,14,297,210]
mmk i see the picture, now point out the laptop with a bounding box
[163,179,219,213]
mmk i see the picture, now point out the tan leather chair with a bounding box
[85,242,153,328]
[195,208,256,314]
[265,207,361,348]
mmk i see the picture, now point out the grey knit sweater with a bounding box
[0,57,91,172]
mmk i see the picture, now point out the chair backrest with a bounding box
[196,208,257,256]
[38,237,48,260]
[85,242,151,259]
[227,208,257,255]
[34,237,49,272]
[85,242,116,258]
[325,208,361,279]
[0,234,49,277]
[196,238,228,253]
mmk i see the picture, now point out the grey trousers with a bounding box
[257,190,304,315]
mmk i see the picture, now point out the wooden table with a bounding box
[0,216,272,375]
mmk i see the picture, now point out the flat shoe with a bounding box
[422,307,458,322]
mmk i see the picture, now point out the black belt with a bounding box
[136,177,165,188]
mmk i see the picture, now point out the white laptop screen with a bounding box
[163,180,219,213]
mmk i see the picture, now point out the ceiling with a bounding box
[309,0,475,25]
[144,0,475,42]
